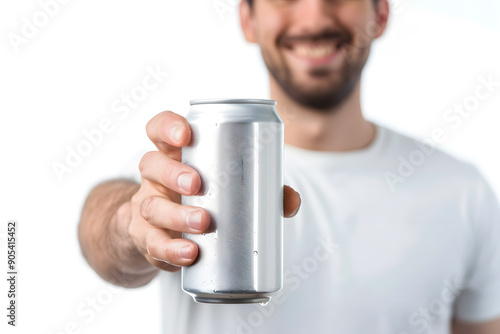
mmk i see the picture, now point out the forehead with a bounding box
[249,0,375,14]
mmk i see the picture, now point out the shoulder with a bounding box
[377,125,495,201]
[379,124,485,185]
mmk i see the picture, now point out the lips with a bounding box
[282,38,346,66]
[293,43,337,59]
[280,31,348,63]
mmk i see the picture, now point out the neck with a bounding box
[270,76,375,152]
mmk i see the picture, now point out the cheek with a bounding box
[255,6,288,49]
[338,6,378,56]
[337,4,374,38]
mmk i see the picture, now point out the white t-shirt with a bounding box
[156,124,500,334]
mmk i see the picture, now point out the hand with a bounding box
[129,111,301,272]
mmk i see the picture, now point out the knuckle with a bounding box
[146,112,169,138]
[130,192,143,209]
[145,119,153,137]
[160,163,177,188]
[141,196,156,222]
[145,116,158,140]
[163,110,179,123]
[138,151,155,174]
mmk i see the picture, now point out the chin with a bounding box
[288,82,358,112]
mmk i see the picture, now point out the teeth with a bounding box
[294,44,335,59]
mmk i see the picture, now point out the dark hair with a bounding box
[246,0,380,7]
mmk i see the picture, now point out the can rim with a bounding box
[190,98,276,106]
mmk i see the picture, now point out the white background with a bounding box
[0,0,499,333]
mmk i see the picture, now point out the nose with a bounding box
[293,0,338,34]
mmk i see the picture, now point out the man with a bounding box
[78,0,500,333]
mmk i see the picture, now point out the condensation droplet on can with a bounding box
[254,251,258,256]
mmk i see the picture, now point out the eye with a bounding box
[267,0,297,4]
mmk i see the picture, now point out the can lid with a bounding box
[190,98,276,106]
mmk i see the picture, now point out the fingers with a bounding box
[128,196,201,270]
[139,151,201,196]
[132,110,204,271]
[131,182,300,273]
[146,111,192,157]
[137,109,302,273]
[141,196,210,233]
[144,226,199,269]
[284,185,301,218]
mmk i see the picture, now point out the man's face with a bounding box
[240,0,388,111]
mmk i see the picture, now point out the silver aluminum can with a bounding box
[181,98,284,304]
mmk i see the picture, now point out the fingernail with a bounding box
[177,173,193,192]
[186,211,203,230]
[179,245,193,259]
[171,125,182,143]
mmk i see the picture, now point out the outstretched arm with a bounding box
[78,179,158,288]
[78,111,301,290]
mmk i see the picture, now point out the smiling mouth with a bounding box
[283,38,346,61]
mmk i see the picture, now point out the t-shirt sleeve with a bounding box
[454,174,500,322]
